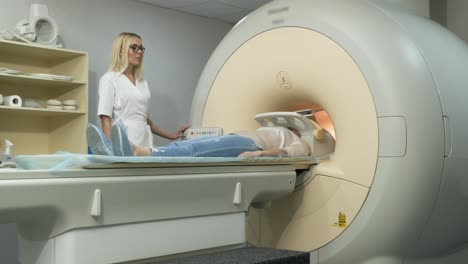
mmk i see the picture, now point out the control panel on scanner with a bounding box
[183,127,223,139]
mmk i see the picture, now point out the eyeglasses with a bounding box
[129,44,145,53]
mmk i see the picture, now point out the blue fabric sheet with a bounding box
[15,153,316,171]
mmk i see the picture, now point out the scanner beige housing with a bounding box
[190,0,468,263]
[2,0,468,263]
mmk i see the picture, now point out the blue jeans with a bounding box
[151,134,261,157]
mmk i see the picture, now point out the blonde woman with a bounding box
[97,32,188,153]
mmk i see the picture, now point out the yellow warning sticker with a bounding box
[332,212,347,228]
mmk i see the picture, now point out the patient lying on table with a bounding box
[87,123,310,158]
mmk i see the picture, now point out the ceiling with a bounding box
[136,0,273,23]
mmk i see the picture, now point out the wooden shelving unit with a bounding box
[0,40,88,155]
[0,73,86,89]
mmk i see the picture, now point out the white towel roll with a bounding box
[4,95,22,107]
[0,94,3,105]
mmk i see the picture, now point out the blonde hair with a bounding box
[108,32,144,80]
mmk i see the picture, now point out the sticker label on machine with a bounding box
[183,127,223,139]
[332,212,347,228]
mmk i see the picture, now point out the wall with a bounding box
[446,0,468,43]
[430,0,447,26]
[0,0,232,262]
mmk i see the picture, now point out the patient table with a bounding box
[0,155,316,264]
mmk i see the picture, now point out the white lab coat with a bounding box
[97,72,153,147]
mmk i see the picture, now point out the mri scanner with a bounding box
[1,0,468,263]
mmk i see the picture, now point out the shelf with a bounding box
[0,73,85,89]
[0,105,85,117]
[0,40,88,154]
[0,40,86,63]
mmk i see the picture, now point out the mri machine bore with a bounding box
[190,0,468,263]
[2,0,468,263]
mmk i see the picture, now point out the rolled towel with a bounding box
[47,99,62,106]
[63,99,78,106]
[47,105,64,110]
[63,105,77,111]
